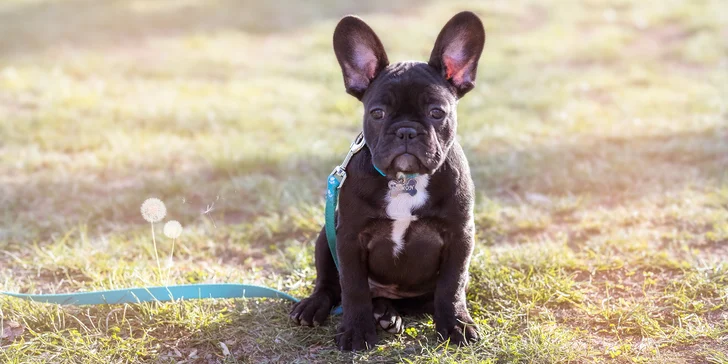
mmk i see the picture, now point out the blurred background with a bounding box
[0,0,727,362]
[1,0,726,240]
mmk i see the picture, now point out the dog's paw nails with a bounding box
[464,325,480,342]
[289,309,302,325]
[436,315,479,346]
[289,293,333,328]
[336,321,378,351]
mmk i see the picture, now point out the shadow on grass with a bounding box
[3,126,726,247]
[468,127,728,204]
[0,0,427,58]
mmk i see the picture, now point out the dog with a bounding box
[290,11,485,351]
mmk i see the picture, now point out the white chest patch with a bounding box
[385,174,430,256]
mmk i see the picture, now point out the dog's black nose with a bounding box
[396,127,417,140]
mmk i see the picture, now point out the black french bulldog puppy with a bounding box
[290,11,485,351]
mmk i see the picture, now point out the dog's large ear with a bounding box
[333,16,389,100]
[429,11,485,98]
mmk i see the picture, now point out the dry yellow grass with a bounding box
[1,0,727,362]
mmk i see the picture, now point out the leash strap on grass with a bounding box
[0,284,298,305]
[1,284,344,315]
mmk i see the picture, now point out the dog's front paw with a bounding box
[435,312,479,346]
[289,292,334,327]
[336,317,378,351]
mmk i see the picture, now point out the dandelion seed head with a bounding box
[141,198,167,223]
[163,220,183,239]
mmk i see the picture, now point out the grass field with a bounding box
[1,0,727,362]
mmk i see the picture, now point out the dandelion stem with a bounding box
[170,238,176,263]
[151,222,162,282]
[167,237,177,283]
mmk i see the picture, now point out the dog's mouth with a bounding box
[374,152,433,177]
[391,153,421,174]
[372,138,442,177]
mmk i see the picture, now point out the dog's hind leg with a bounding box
[290,227,341,327]
[372,297,404,334]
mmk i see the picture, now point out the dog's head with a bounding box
[333,12,485,176]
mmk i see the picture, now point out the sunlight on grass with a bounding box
[1,0,727,362]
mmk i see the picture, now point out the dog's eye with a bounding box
[429,108,446,119]
[370,109,385,120]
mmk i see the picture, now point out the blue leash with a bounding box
[1,284,297,305]
[325,133,390,269]
[0,284,343,315]
[0,134,374,315]
[326,132,370,268]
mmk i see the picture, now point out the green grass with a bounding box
[1,0,727,362]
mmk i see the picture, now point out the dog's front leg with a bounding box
[434,224,480,345]
[335,228,378,351]
[290,228,340,327]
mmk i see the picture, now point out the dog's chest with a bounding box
[384,174,430,255]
